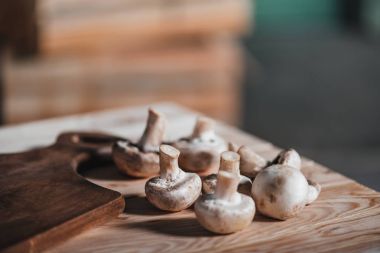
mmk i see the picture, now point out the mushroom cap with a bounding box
[145,170,202,212]
[252,164,309,220]
[173,137,227,174]
[271,148,301,170]
[238,175,253,196]
[202,174,217,194]
[238,146,267,178]
[173,116,227,174]
[195,193,255,234]
[112,141,159,178]
[306,179,322,204]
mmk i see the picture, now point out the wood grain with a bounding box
[38,0,251,56]
[56,159,380,253]
[1,103,379,253]
[0,132,125,252]
[4,39,243,124]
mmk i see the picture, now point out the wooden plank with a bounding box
[1,103,379,252]
[38,0,252,56]
[4,38,243,124]
[0,132,125,252]
[39,0,161,19]
[0,43,4,125]
[0,0,39,57]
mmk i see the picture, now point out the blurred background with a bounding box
[0,0,379,189]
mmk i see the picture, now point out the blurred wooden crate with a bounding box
[2,0,252,125]
[37,0,252,56]
[4,38,244,124]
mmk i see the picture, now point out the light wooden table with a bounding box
[1,103,379,252]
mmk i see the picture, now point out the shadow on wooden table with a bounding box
[126,217,215,237]
[253,213,278,223]
[124,196,171,216]
[78,160,130,181]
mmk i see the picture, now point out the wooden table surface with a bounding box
[1,103,379,253]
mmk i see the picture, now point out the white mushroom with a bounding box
[269,148,301,170]
[227,142,240,152]
[238,145,267,178]
[251,149,321,220]
[202,151,252,196]
[145,145,202,212]
[112,108,166,178]
[202,174,217,195]
[173,117,227,175]
[195,169,256,234]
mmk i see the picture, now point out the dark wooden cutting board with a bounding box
[0,132,125,253]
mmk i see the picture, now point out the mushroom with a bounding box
[269,148,301,170]
[195,167,256,234]
[112,108,166,178]
[238,145,267,178]
[201,174,217,195]
[227,142,239,152]
[173,117,227,175]
[145,145,202,212]
[202,151,252,196]
[251,149,321,220]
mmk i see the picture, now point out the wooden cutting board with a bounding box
[1,103,380,252]
[0,132,126,252]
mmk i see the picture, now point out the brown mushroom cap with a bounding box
[112,108,166,178]
[113,141,159,177]
[173,117,227,174]
[145,145,202,212]
[202,173,217,194]
[195,170,255,234]
[252,164,320,220]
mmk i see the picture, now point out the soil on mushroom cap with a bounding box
[269,193,277,203]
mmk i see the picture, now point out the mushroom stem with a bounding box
[238,145,267,178]
[215,171,239,201]
[159,145,180,180]
[191,117,215,140]
[220,151,240,175]
[138,108,166,152]
[306,179,321,204]
[228,142,239,152]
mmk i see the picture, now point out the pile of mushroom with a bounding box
[251,149,321,220]
[145,145,202,212]
[195,151,256,234]
[112,108,166,178]
[173,117,227,175]
[110,109,322,233]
